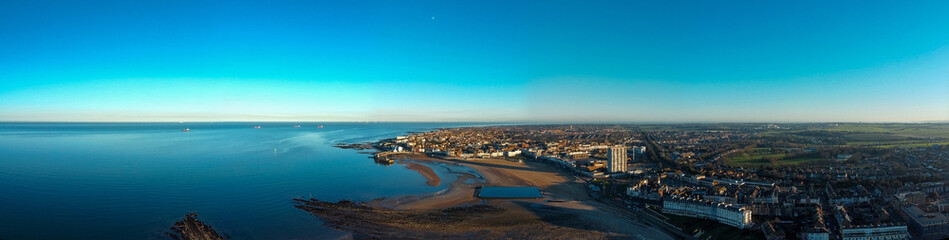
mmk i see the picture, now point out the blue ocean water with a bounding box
[0,122,476,239]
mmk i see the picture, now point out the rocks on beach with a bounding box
[166,213,227,240]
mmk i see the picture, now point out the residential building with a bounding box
[840,226,909,240]
[835,205,909,240]
[662,195,753,229]
[901,206,949,240]
[607,145,628,173]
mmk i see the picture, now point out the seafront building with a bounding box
[835,205,909,240]
[839,226,909,240]
[607,146,628,173]
[662,195,753,229]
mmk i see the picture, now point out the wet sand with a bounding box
[371,158,485,209]
[295,198,612,239]
[385,154,678,240]
[402,162,441,186]
[303,152,677,240]
[386,155,587,210]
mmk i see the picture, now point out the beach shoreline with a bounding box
[374,155,486,210]
[318,144,676,239]
[401,161,441,186]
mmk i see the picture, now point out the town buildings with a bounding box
[372,124,949,239]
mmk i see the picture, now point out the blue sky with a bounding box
[0,1,947,122]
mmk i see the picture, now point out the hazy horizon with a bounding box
[2,1,947,122]
[2,120,947,124]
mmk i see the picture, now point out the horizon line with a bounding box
[1,120,947,124]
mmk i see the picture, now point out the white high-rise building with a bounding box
[607,146,628,173]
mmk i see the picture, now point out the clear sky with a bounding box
[1,1,947,122]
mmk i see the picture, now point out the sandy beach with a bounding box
[383,155,586,210]
[401,162,441,186]
[298,147,678,239]
[360,153,678,240]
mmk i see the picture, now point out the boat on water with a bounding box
[293,125,301,128]
[254,126,261,129]
[181,128,190,132]
[318,125,324,128]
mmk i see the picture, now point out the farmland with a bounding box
[826,123,949,138]
[723,123,949,167]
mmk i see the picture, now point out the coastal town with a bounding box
[359,123,949,240]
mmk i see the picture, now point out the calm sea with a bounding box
[0,122,479,239]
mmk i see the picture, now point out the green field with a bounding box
[757,130,803,137]
[763,123,949,148]
[728,148,785,162]
[725,148,825,167]
[847,140,949,148]
[870,142,949,148]
[724,123,949,168]
[780,156,827,165]
[827,124,949,138]
[846,133,906,141]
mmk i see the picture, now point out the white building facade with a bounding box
[607,146,628,173]
[840,225,909,240]
[662,196,753,229]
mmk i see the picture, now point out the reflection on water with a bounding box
[397,159,487,188]
[0,122,476,239]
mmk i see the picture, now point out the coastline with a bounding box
[310,146,677,239]
[374,155,485,210]
[382,153,586,210]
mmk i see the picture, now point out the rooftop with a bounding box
[903,206,948,226]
